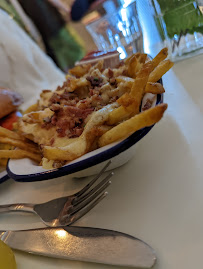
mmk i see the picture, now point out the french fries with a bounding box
[129,61,153,114]
[69,64,91,77]
[0,125,41,167]
[151,47,168,69]
[99,103,168,147]
[0,126,24,141]
[0,48,173,169]
[107,61,153,125]
[149,60,174,83]
[115,78,165,95]
[127,53,148,78]
[43,138,86,162]
[145,82,165,94]
[0,149,41,162]
[0,137,39,153]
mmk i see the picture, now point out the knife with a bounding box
[0,226,156,268]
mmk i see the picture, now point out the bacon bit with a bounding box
[89,88,100,97]
[72,127,83,137]
[122,69,128,76]
[42,106,94,138]
[142,99,153,111]
[50,137,55,146]
[39,144,44,150]
[49,93,61,104]
[41,123,48,129]
[49,90,79,106]
[80,99,87,103]
[86,76,103,87]
[109,77,117,86]
[108,68,114,78]
[89,88,94,96]
[56,128,64,136]
[51,115,57,126]
[50,104,61,111]
[60,92,77,101]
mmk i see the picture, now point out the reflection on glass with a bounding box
[86,1,143,58]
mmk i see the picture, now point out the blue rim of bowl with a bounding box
[7,81,163,182]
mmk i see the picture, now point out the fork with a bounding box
[0,161,113,227]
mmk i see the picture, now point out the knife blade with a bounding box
[0,226,156,268]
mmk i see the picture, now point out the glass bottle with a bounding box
[150,0,203,61]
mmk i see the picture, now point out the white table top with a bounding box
[0,53,202,268]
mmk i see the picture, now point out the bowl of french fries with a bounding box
[1,48,173,181]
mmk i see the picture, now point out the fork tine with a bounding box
[73,172,114,206]
[60,192,108,226]
[75,160,112,198]
[69,179,111,215]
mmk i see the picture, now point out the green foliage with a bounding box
[155,0,203,38]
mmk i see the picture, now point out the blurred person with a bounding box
[70,0,97,21]
[18,0,87,71]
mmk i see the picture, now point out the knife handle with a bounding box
[0,203,34,213]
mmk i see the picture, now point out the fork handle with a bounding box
[0,203,34,213]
